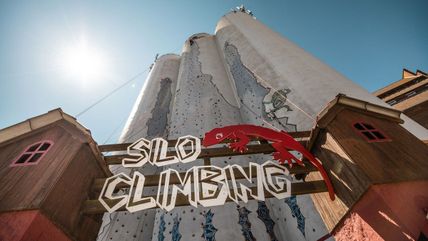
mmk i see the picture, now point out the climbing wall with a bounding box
[151,34,281,241]
[97,54,181,241]
[215,12,329,241]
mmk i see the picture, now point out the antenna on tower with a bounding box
[233,4,254,17]
[149,53,159,71]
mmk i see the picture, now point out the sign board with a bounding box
[98,124,334,213]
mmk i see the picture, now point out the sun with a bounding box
[60,36,108,87]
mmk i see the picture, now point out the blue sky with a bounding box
[1,0,427,143]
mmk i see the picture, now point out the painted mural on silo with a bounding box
[97,54,181,241]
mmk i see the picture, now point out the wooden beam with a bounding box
[83,180,327,214]
[103,142,308,165]
[91,164,318,192]
[203,157,211,166]
[98,131,311,152]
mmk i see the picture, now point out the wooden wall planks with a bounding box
[41,144,105,241]
[403,100,428,129]
[328,108,428,185]
[0,120,109,241]
[309,106,428,232]
[0,125,82,212]
[309,130,370,232]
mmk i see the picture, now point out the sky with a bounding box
[1,0,427,144]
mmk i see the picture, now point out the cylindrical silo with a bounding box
[150,33,280,241]
[97,54,181,241]
[215,11,428,140]
[214,11,337,241]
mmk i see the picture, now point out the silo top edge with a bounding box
[157,53,181,61]
[187,33,212,41]
[215,11,248,34]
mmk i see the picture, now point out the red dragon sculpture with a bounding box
[202,124,335,200]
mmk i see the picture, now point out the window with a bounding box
[353,122,390,142]
[387,99,397,105]
[405,91,417,98]
[10,140,53,166]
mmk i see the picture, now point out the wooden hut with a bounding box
[307,94,428,240]
[0,109,110,241]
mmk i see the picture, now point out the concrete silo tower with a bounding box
[212,10,428,241]
[97,54,181,241]
[97,8,428,241]
[215,10,428,139]
[149,32,302,241]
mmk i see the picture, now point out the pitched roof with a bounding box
[0,108,111,176]
[307,94,403,150]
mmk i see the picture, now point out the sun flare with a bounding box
[59,37,108,87]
